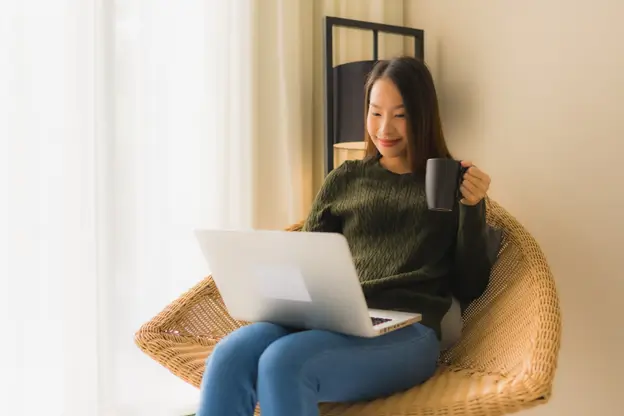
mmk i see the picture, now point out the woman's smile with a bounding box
[376,137,401,147]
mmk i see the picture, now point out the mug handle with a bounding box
[456,162,469,201]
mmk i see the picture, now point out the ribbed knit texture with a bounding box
[302,155,492,339]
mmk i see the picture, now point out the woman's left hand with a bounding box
[459,160,491,206]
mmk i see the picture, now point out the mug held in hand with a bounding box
[425,158,468,212]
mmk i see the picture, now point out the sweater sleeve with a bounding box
[450,199,492,302]
[301,163,347,233]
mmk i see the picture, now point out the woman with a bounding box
[196,56,493,416]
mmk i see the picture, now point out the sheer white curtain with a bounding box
[2,0,409,414]
[1,1,101,415]
[106,1,249,414]
[2,0,315,415]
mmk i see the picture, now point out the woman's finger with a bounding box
[460,184,479,203]
[466,166,487,182]
[462,174,484,190]
[461,177,481,195]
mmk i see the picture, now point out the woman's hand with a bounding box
[459,161,491,206]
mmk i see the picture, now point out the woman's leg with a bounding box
[196,322,293,416]
[256,323,440,416]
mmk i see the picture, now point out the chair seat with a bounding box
[135,198,562,416]
[317,368,513,416]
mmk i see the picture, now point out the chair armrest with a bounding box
[135,221,306,387]
[286,221,304,232]
[134,276,244,387]
[440,200,562,402]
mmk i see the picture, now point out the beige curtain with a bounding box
[253,0,410,229]
[253,1,411,229]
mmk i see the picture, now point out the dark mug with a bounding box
[425,158,467,211]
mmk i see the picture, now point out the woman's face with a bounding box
[366,77,408,161]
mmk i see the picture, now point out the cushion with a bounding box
[486,225,504,264]
[440,225,503,350]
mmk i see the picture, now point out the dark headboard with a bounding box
[323,17,425,175]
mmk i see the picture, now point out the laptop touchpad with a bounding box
[253,264,312,303]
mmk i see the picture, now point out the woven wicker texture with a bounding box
[135,198,562,415]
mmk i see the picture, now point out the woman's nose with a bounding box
[377,119,393,136]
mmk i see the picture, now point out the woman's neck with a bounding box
[379,155,411,174]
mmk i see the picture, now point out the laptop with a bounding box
[194,229,421,338]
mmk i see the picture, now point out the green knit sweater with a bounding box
[302,155,492,339]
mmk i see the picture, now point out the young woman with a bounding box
[196,56,493,416]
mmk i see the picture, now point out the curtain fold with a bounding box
[252,0,315,229]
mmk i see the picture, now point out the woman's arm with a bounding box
[301,163,347,233]
[450,200,493,302]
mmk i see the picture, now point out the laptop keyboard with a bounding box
[370,316,392,326]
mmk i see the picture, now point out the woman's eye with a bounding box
[395,114,405,118]
[371,112,381,117]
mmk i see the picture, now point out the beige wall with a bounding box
[406,0,623,414]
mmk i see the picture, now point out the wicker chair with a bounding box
[135,198,562,415]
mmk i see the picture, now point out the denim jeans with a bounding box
[195,321,440,416]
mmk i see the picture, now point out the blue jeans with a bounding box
[196,321,440,416]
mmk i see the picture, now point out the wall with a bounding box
[406,0,623,414]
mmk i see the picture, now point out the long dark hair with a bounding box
[364,56,452,172]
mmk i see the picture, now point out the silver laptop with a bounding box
[194,229,421,338]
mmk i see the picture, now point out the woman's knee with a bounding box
[257,329,325,383]
[207,322,290,372]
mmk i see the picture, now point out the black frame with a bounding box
[323,16,425,175]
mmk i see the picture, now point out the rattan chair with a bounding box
[135,198,562,415]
